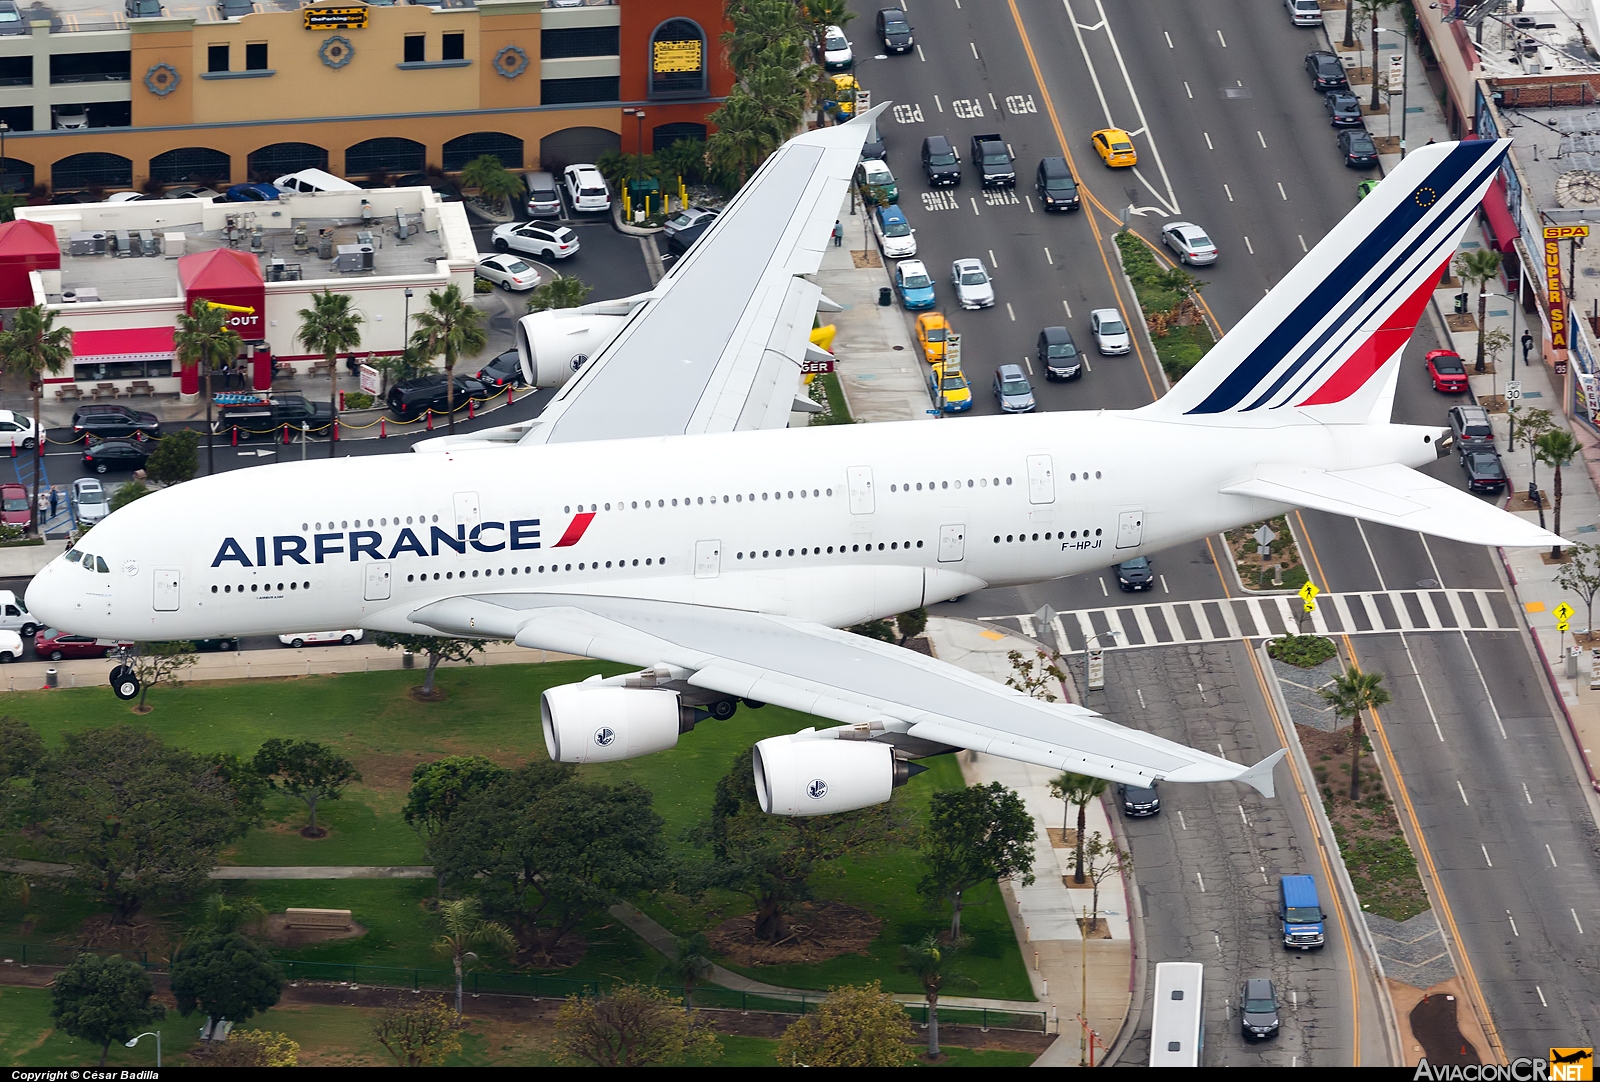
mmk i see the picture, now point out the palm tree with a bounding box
[722,0,804,73]
[174,299,242,475]
[295,289,363,458]
[1453,249,1503,374]
[187,891,268,939]
[432,897,514,1018]
[1319,666,1392,800]
[1048,772,1109,884]
[527,272,593,314]
[899,934,974,1060]
[708,90,779,188]
[659,932,714,1011]
[656,138,706,187]
[1536,428,1582,560]
[802,0,857,61]
[410,284,487,434]
[458,154,524,214]
[0,306,71,534]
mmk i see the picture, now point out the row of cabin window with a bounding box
[304,515,438,530]
[212,582,311,594]
[564,489,834,513]
[406,558,667,582]
[737,541,924,560]
[995,529,1103,543]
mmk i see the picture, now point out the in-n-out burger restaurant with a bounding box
[0,185,475,399]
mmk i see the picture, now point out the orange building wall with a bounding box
[618,0,732,155]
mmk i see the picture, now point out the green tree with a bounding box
[170,932,284,1027]
[372,997,461,1067]
[109,479,152,512]
[1453,248,1503,374]
[775,981,915,1067]
[723,0,806,73]
[801,0,857,65]
[692,748,907,942]
[0,713,44,801]
[1513,406,1557,486]
[659,931,714,1011]
[1006,648,1066,702]
[918,782,1036,938]
[1079,830,1132,935]
[0,193,21,223]
[527,272,594,313]
[187,891,269,938]
[707,90,780,189]
[207,1029,300,1067]
[899,933,974,1059]
[403,754,505,843]
[433,896,515,1018]
[251,738,361,837]
[207,750,270,828]
[371,632,489,698]
[409,283,487,434]
[1354,0,1401,110]
[0,305,71,533]
[35,726,248,922]
[432,761,668,962]
[1556,543,1600,633]
[1047,771,1109,884]
[656,137,706,186]
[295,289,364,458]
[1537,428,1581,560]
[1319,665,1392,800]
[143,428,199,485]
[124,640,197,712]
[50,953,165,1067]
[174,298,241,475]
[553,983,722,1067]
[895,608,928,644]
[372,343,436,390]
[458,154,524,213]
[847,618,897,642]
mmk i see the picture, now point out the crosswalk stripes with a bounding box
[987,588,1518,653]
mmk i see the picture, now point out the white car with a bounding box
[0,629,21,662]
[821,24,853,71]
[71,477,110,524]
[475,253,542,291]
[1091,308,1131,355]
[491,220,580,260]
[1161,221,1219,266]
[0,409,36,450]
[871,205,916,258]
[279,629,364,648]
[951,258,995,309]
[563,164,611,212]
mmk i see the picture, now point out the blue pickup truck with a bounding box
[1280,875,1326,950]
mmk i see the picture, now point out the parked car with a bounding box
[1241,978,1282,1039]
[662,206,718,238]
[1116,780,1161,815]
[0,630,21,662]
[1161,221,1218,265]
[475,253,542,291]
[921,135,961,187]
[872,204,917,258]
[215,395,333,438]
[1447,403,1495,450]
[1425,349,1469,393]
[279,629,364,648]
[970,133,1016,187]
[35,628,133,660]
[0,409,34,449]
[859,117,886,161]
[893,259,936,309]
[1035,156,1080,211]
[562,164,610,212]
[1039,325,1082,381]
[386,374,492,420]
[0,590,35,637]
[821,23,853,70]
[1091,127,1137,167]
[219,0,254,17]
[124,0,161,16]
[856,159,898,203]
[273,168,358,194]
[0,1,26,36]
[194,637,241,651]
[927,361,971,412]
[1324,90,1363,126]
[1461,448,1508,493]
[1115,555,1154,591]
[225,182,280,202]
[1090,308,1131,355]
[52,104,88,130]
[825,74,859,118]
[70,477,110,524]
[993,364,1035,413]
[1305,50,1349,92]
[951,258,994,309]
[876,6,914,52]
[0,483,25,527]
[523,170,562,217]
[475,348,526,389]
[915,312,950,365]
[72,404,160,441]
[491,220,579,259]
[1338,129,1379,168]
[82,439,150,474]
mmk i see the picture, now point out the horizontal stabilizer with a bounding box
[1221,462,1568,548]
[1237,749,1287,800]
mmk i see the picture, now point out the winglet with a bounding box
[1237,748,1288,799]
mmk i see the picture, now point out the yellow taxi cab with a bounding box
[1091,128,1138,168]
[827,74,859,119]
[915,312,950,365]
[928,360,972,412]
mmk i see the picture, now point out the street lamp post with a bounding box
[0,121,9,192]
[1374,26,1408,158]
[125,1030,160,1067]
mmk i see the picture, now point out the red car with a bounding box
[0,483,27,527]
[34,628,134,661]
[1425,349,1469,393]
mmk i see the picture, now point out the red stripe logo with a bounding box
[553,512,596,548]
[1297,255,1449,408]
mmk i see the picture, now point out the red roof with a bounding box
[0,220,58,260]
[71,326,176,359]
[177,247,264,290]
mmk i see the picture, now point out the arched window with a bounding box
[149,147,230,185]
[345,137,425,177]
[0,157,32,194]
[651,122,706,153]
[442,132,524,172]
[51,152,131,191]
[649,18,706,99]
[247,142,327,179]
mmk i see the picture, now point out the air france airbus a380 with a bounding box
[26,110,1561,817]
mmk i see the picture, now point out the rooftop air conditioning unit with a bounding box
[68,231,107,256]
[334,243,374,272]
[163,232,184,257]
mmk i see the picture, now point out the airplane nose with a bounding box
[25,560,73,628]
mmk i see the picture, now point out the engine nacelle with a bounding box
[752,735,918,816]
[515,309,629,388]
[541,683,683,764]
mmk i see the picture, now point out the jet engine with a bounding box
[541,683,685,764]
[751,734,923,816]
[514,308,630,387]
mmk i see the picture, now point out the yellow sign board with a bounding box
[653,39,703,74]
[304,5,368,31]
[1543,227,1587,350]
[1555,602,1575,621]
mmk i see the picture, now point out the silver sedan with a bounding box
[71,477,110,524]
[951,258,995,309]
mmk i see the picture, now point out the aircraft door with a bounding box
[364,561,392,601]
[453,491,482,528]
[938,524,965,562]
[1116,510,1144,549]
[695,540,721,579]
[847,466,875,514]
[1026,455,1055,504]
[153,569,179,611]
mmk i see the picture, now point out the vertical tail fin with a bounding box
[1140,140,1508,427]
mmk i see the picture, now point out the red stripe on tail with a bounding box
[553,512,596,547]
[1297,257,1449,407]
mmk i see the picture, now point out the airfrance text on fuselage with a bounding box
[212,521,542,567]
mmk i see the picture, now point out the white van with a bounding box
[273,168,360,194]
[0,590,37,636]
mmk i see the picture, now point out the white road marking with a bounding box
[1481,844,1493,867]
[1237,804,1248,825]
[917,44,926,62]
[1177,810,1188,830]
[1257,130,1267,149]
[1006,302,1016,321]
[1062,299,1073,318]
[1099,576,1108,597]
[1217,29,1227,47]
[1547,844,1558,867]
[989,92,998,111]
[971,196,980,215]
[1298,234,1308,252]
[1278,181,1288,200]
[1224,183,1233,201]
[1457,779,1469,804]
[1196,870,1206,892]
[1183,80,1193,99]
[1537,986,1548,1007]
[1025,194,1034,212]
[1244,235,1254,254]
[1024,354,1034,375]
[1524,782,1533,803]
[935,93,943,112]
[1418,536,1508,740]
[1136,688,1146,709]
[1044,247,1053,265]
[1204,132,1213,150]
[1509,911,1519,936]
[970,41,980,60]
[1082,356,1091,372]
[1160,574,1169,593]
[1574,909,1586,934]
[1164,31,1173,49]
[988,248,998,267]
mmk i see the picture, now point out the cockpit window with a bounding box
[64,550,82,564]
[96,556,109,574]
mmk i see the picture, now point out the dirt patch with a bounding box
[1541,551,1574,565]
[348,749,429,797]
[1075,916,1113,939]
[73,913,171,954]
[409,686,447,703]
[850,250,881,268]
[707,901,880,966]
[513,928,588,970]
[261,912,368,949]
[1445,313,1478,333]
[1506,489,1547,512]
[1045,827,1080,849]
[1410,992,1479,1065]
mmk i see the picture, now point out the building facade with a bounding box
[0,0,732,193]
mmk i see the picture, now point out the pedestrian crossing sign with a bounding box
[1556,602,1575,632]
[1299,581,1320,613]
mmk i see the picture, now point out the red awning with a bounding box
[1482,175,1520,254]
[71,326,175,363]
[177,248,265,339]
[0,220,60,308]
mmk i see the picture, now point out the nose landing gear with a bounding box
[109,647,140,701]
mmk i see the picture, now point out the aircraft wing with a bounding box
[405,591,1285,796]
[520,109,883,446]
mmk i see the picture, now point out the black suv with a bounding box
[386,374,492,421]
[921,136,961,187]
[215,395,334,438]
[1035,157,1080,211]
[876,7,913,52]
[1117,782,1161,816]
[1039,325,1083,380]
[1305,50,1349,92]
[72,404,160,441]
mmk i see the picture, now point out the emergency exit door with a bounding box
[695,540,721,579]
[1026,455,1055,504]
[364,561,392,601]
[938,524,965,562]
[1116,510,1144,549]
[153,569,179,611]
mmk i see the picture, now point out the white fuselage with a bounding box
[25,411,1439,642]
